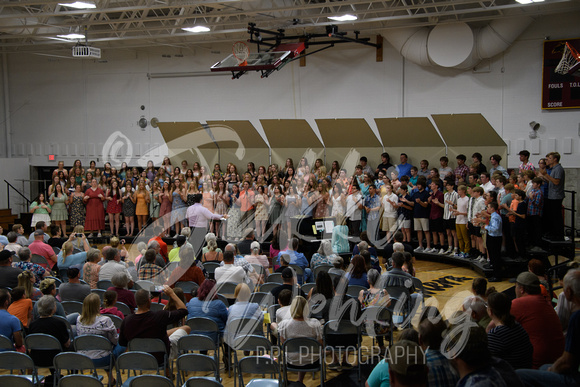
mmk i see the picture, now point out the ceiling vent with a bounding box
[72,45,101,58]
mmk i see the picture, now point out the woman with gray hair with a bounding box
[245,241,270,280]
[28,295,71,384]
[310,240,337,269]
[108,272,136,313]
[201,232,222,262]
[134,241,148,267]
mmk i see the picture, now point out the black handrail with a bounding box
[4,179,31,210]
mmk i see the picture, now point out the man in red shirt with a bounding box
[28,230,58,271]
[511,271,565,369]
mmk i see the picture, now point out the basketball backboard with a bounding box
[210,41,305,79]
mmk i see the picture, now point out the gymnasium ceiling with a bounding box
[0,0,579,55]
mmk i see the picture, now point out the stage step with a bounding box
[0,208,18,231]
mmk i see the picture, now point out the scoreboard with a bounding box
[542,38,580,110]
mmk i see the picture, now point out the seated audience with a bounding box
[510,271,565,369]
[244,241,270,279]
[107,272,137,313]
[12,247,47,287]
[463,295,491,331]
[17,270,42,301]
[186,279,228,344]
[328,256,346,277]
[359,269,391,353]
[271,268,306,301]
[278,296,323,384]
[215,250,249,285]
[57,234,91,278]
[138,248,165,281]
[100,290,125,320]
[0,288,24,351]
[119,287,190,374]
[366,328,423,387]
[8,286,33,328]
[201,233,223,262]
[4,232,22,254]
[0,250,23,289]
[99,247,132,283]
[77,293,125,381]
[58,267,91,302]
[487,291,533,370]
[310,240,337,269]
[418,318,460,386]
[276,238,313,283]
[28,295,71,384]
[28,229,58,270]
[308,271,335,322]
[32,278,67,320]
[224,283,264,346]
[346,255,369,288]
[270,289,293,339]
[516,269,580,386]
[82,248,102,289]
[168,235,187,262]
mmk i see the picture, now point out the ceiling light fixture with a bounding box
[515,0,544,4]
[57,33,85,40]
[58,2,97,9]
[328,15,358,22]
[182,26,210,33]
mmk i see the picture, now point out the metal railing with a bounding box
[4,179,31,214]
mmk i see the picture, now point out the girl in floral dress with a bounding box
[69,183,86,228]
[226,183,242,241]
[214,180,229,239]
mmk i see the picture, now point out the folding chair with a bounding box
[61,301,84,315]
[323,319,361,382]
[91,289,106,303]
[0,333,14,351]
[52,315,75,343]
[385,286,413,328]
[115,351,160,387]
[128,374,173,387]
[176,353,219,387]
[24,333,63,377]
[0,375,34,387]
[238,356,280,387]
[0,351,44,386]
[175,281,199,295]
[251,264,265,278]
[217,293,229,307]
[31,254,49,267]
[282,337,324,387]
[312,264,333,279]
[346,285,367,299]
[259,283,279,293]
[53,352,103,386]
[74,335,114,386]
[203,262,220,279]
[178,334,220,380]
[127,339,167,373]
[216,281,237,296]
[266,273,283,284]
[361,306,394,352]
[289,265,305,284]
[115,302,133,316]
[301,283,316,295]
[58,374,103,387]
[225,317,264,378]
[249,292,274,308]
[233,335,275,387]
[97,280,113,290]
[102,314,123,330]
[183,377,223,387]
[46,277,62,288]
[266,304,280,341]
[411,277,426,309]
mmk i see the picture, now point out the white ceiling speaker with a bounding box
[150,117,159,128]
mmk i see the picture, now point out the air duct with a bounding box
[382,16,534,70]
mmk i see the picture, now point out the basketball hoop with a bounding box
[232,41,249,66]
[555,42,580,76]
